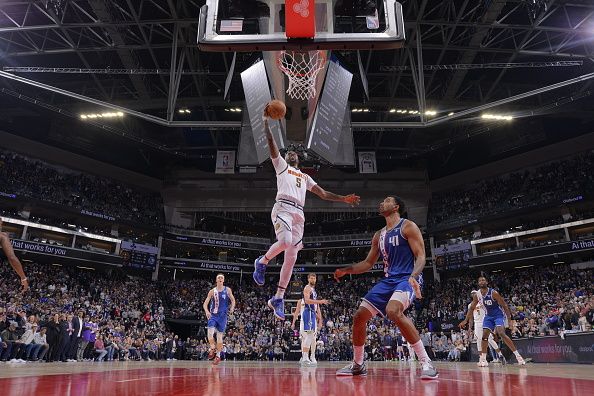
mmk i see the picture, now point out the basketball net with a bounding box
[277,50,326,101]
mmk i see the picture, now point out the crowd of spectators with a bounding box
[0,262,173,364]
[1,259,592,365]
[428,150,594,230]
[0,151,162,227]
[420,265,593,339]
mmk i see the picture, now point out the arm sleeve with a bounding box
[271,156,288,174]
[306,174,317,191]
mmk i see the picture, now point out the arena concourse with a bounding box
[0,1,593,395]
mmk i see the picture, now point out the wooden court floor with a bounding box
[0,360,592,395]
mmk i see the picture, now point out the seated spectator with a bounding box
[33,327,50,361]
[1,322,25,363]
[94,335,108,362]
[20,323,41,361]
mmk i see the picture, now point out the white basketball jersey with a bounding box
[272,156,317,207]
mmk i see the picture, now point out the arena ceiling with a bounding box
[0,0,593,178]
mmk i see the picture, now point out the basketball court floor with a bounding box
[0,361,591,395]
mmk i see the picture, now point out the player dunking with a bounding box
[334,196,438,379]
[253,114,360,320]
[203,274,236,365]
[468,290,506,365]
[0,219,29,291]
[291,273,328,365]
[459,276,526,366]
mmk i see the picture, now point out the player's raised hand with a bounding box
[408,276,422,299]
[343,194,361,207]
[334,268,348,283]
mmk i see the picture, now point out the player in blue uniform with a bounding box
[334,196,438,379]
[301,273,328,365]
[459,276,526,366]
[202,274,236,365]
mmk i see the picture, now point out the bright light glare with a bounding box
[482,114,513,121]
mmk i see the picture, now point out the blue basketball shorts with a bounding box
[207,314,227,333]
[483,314,506,332]
[362,275,421,317]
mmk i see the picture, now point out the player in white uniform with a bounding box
[469,290,506,365]
[253,114,360,320]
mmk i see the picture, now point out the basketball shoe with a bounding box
[268,297,285,320]
[253,256,266,286]
[336,361,368,376]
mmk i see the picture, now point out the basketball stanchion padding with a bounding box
[285,0,316,38]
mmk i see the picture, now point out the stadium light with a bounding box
[80,111,124,120]
[482,114,513,121]
[389,109,396,113]
[448,112,455,116]
[425,110,437,116]
[178,108,191,114]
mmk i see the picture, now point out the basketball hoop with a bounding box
[277,50,327,101]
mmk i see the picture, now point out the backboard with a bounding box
[197,0,405,52]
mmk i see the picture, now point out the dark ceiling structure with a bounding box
[0,0,593,178]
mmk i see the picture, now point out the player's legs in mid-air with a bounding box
[254,203,304,320]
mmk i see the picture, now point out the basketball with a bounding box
[265,99,286,120]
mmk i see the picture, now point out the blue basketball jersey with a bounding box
[209,286,230,316]
[378,218,415,278]
[479,288,504,317]
[303,287,318,331]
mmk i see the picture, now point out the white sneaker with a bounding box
[420,362,439,380]
[18,359,26,363]
[477,359,488,367]
[10,358,18,363]
[310,358,317,365]
[300,357,312,365]
[517,356,526,365]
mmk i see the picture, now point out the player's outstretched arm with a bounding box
[202,290,213,320]
[227,287,236,314]
[303,285,330,305]
[0,232,28,291]
[263,117,280,160]
[334,232,380,282]
[460,294,479,329]
[310,185,360,206]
